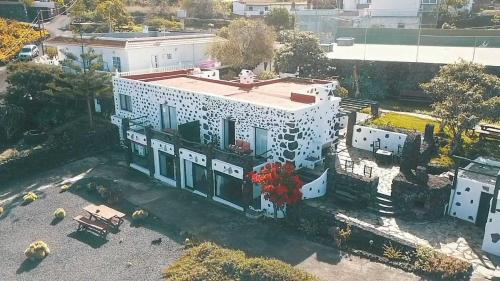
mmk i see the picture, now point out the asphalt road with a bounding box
[43,14,72,37]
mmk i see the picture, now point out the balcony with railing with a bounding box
[143,121,269,169]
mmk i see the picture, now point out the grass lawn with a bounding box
[368,112,440,134]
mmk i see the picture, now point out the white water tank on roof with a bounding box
[239,69,255,84]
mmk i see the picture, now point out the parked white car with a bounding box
[18,45,39,61]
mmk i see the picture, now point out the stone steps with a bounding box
[245,207,264,219]
[370,192,397,217]
[333,189,357,203]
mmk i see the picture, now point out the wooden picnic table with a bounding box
[83,204,126,229]
[478,124,500,141]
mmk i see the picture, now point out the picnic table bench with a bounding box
[83,204,126,230]
[73,215,109,238]
[478,124,500,141]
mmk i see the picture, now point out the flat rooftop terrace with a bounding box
[123,70,334,110]
[459,157,500,185]
[326,43,500,66]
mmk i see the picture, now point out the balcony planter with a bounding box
[23,130,47,145]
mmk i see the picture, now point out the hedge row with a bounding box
[0,118,118,183]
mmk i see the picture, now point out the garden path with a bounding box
[336,138,400,196]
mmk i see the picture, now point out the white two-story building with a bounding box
[46,31,220,73]
[110,69,342,216]
[233,0,308,17]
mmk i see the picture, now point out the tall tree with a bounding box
[265,7,294,30]
[438,0,469,25]
[47,49,112,130]
[182,0,231,19]
[421,61,500,154]
[6,62,61,123]
[0,104,25,142]
[95,0,131,30]
[275,31,335,78]
[71,0,131,31]
[209,19,275,70]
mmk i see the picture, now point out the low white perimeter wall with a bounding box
[352,125,407,153]
[302,169,328,200]
[261,195,286,219]
[482,206,500,256]
[449,176,494,224]
[260,169,328,218]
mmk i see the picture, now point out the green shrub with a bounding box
[59,184,71,193]
[257,70,277,80]
[23,192,38,203]
[334,224,352,249]
[163,242,320,281]
[383,243,412,262]
[360,106,371,114]
[54,208,66,219]
[415,246,471,280]
[24,240,50,260]
[46,46,58,59]
[132,209,149,221]
[96,185,108,198]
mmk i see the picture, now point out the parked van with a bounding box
[18,45,39,61]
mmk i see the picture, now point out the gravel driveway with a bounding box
[0,178,183,281]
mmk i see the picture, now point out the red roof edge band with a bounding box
[291,92,316,104]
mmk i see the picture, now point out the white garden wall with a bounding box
[482,203,500,256]
[352,125,407,154]
[302,169,328,199]
[449,176,495,224]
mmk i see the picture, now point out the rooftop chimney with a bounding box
[239,69,255,84]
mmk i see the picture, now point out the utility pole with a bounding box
[80,31,86,73]
[416,10,422,63]
[38,11,45,56]
[108,9,112,32]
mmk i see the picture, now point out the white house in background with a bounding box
[297,0,474,30]
[111,68,341,217]
[448,157,500,256]
[233,0,308,16]
[45,32,221,73]
[32,0,56,9]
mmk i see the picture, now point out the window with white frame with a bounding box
[161,104,177,130]
[131,142,148,168]
[119,94,132,112]
[254,127,268,158]
[159,151,175,180]
[112,56,121,72]
[421,0,437,4]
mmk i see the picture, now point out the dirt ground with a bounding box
[0,152,423,281]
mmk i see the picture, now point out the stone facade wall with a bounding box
[392,172,451,220]
[112,76,341,168]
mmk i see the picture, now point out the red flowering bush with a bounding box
[248,162,304,217]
